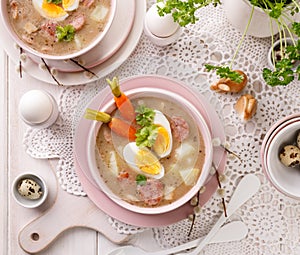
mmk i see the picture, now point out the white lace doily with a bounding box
[23,1,300,254]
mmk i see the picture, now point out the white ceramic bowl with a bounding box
[87,87,213,214]
[12,172,48,208]
[264,120,300,199]
[0,0,116,60]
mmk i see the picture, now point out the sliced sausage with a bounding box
[82,0,95,7]
[136,179,164,206]
[41,21,58,37]
[70,14,86,31]
[170,116,189,142]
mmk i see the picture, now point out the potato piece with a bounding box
[90,5,109,22]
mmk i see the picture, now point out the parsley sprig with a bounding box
[156,0,221,26]
[262,21,300,86]
[56,25,76,42]
[135,105,158,147]
[47,0,62,4]
[205,64,244,83]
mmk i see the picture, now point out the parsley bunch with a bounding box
[262,22,300,86]
[135,105,158,147]
[157,0,221,26]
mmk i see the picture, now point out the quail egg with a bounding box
[17,178,43,200]
[123,142,165,179]
[279,145,300,167]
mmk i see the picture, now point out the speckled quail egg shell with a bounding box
[18,178,43,200]
[152,110,173,158]
[279,145,300,167]
[123,142,165,179]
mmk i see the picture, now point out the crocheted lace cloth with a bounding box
[23,1,300,254]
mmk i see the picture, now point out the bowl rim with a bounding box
[264,120,300,199]
[11,172,48,208]
[0,0,117,60]
[87,87,213,214]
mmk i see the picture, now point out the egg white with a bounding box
[32,0,69,21]
[62,0,80,11]
[152,110,173,158]
[123,142,165,179]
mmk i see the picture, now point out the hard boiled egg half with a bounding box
[32,0,79,21]
[123,142,165,179]
[152,110,172,158]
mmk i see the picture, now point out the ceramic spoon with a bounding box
[107,220,248,255]
[176,174,260,255]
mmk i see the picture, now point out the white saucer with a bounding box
[0,0,146,85]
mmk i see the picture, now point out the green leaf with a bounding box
[135,125,158,147]
[47,0,62,4]
[56,25,76,42]
[292,22,300,38]
[262,67,294,86]
[205,64,244,83]
[136,174,147,186]
[156,0,221,27]
[135,105,155,126]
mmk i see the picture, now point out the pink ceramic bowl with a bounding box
[0,0,116,60]
[87,86,213,214]
[262,116,300,200]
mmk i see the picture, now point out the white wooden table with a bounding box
[0,45,162,254]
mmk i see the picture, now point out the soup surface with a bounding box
[7,0,111,56]
[95,96,206,208]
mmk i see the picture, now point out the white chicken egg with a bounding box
[152,110,173,158]
[62,0,80,11]
[123,142,165,179]
[145,3,180,38]
[32,0,69,21]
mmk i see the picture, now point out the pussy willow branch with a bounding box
[41,58,63,86]
[215,166,227,218]
[187,189,201,237]
[19,47,23,78]
[70,58,99,78]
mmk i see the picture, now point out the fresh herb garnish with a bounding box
[205,64,244,83]
[157,0,221,26]
[135,105,155,126]
[47,0,62,4]
[56,25,75,42]
[135,105,158,147]
[136,174,147,186]
[135,125,158,147]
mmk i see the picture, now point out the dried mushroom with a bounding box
[234,94,257,121]
[210,70,247,93]
[279,145,300,167]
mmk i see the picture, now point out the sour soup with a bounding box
[6,0,112,56]
[95,96,206,208]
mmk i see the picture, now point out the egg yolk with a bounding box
[135,149,161,175]
[41,1,67,18]
[62,0,78,10]
[152,126,170,156]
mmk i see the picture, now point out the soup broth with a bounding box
[95,96,206,208]
[7,0,111,56]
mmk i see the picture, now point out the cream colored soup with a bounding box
[7,0,111,56]
[95,97,206,208]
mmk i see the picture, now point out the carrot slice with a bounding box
[106,77,136,122]
[84,108,136,141]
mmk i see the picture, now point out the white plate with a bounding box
[26,0,136,73]
[0,0,146,85]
